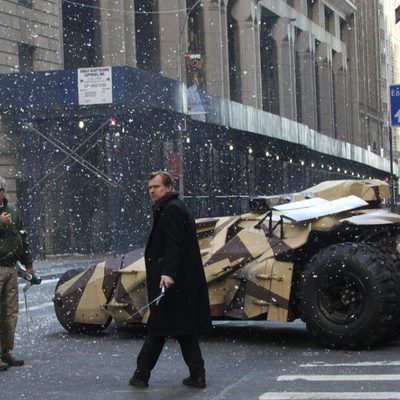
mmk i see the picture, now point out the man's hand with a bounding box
[160,275,174,289]
[25,265,37,276]
[0,212,12,225]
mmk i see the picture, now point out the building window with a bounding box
[187,3,204,55]
[339,18,347,41]
[315,41,321,132]
[324,6,334,35]
[134,0,160,73]
[62,0,101,69]
[227,17,241,102]
[307,0,316,21]
[18,43,34,72]
[18,0,33,7]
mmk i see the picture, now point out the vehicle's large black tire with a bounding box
[53,269,112,334]
[375,243,400,338]
[299,242,400,349]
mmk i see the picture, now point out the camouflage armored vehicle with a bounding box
[53,179,400,349]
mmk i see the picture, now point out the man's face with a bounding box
[148,175,172,203]
[0,188,4,203]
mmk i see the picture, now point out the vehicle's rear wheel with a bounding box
[55,268,81,290]
[53,269,112,334]
[299,242,400,349]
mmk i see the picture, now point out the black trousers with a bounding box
[136,334,204,378]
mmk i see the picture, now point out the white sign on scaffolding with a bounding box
[78,67,112,105]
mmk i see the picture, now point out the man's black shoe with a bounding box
[1,352,24,367]
[129,374,149,388]
[0,359,8,371]
[182,375,206,388]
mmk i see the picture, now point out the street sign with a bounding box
[390,84,400,126]
[78,67,112,106]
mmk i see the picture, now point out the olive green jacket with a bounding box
[0,199,33,267]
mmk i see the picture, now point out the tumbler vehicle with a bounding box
[53,179,400,349]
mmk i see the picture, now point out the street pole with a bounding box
[108,121,117,257]
[390,10,400,209]
[23,126,36,259]
[178,126,184,197]
[389,125,396,210]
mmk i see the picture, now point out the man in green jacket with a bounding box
[0,176,35,371]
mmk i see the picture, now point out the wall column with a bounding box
[220,0,230,98]
[202,0,228,98]
[229,0,262,108]
[295,31,317,129]
[99,0,137,67]
[293,0,307,15]
[333,52,349,141]
[236,19,262,107]
[254,11,262,107]
[272,17,297,120]
[316,42,334,136]
[342,14,360,146]
[157,0,180,79]
[311,0,325,26]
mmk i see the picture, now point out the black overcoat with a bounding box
[145,192,212,337]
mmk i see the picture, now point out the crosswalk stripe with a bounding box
[259,392,400,400]
[277,374,400,381]
[300,361,400,368]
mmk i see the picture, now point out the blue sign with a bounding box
[390,84,400,126]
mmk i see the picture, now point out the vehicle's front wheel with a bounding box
[299,242,400,349]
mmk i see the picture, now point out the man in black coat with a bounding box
[129,171,212,389]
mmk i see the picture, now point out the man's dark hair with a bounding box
[147,171,174,187]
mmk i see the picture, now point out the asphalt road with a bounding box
[2,263,400,400]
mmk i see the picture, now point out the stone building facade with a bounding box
[0,0,396,256]
[380,0,400,158]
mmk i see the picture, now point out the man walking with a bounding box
[0,176,35,371]
[129,171,212,388]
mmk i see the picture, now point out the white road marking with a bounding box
[277,374,400,381]
[18,302,53,311]
[259,393,400,400]
[212,372,255,400]
[260,359,400,399]
[300,361,400,368]
[41,278,59,284]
